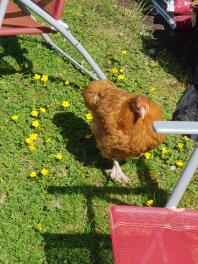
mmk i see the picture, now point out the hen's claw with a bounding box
[107,160,130,185]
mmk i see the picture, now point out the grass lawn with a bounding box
[0,0,198,263]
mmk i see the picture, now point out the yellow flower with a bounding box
[31,110,39,117]
[29,133,38,141]
[111,67,118,74]
[45,137,52,143]
[16,66,22,72]
[65,80,70,85]
[32,120,40,128]
[28,144,37,151]
[33,73,41,80]
[29,171,37,178]
[36,223,44,232]
[182,135,190,141]
[62,100,70,108]
[119,68,124,73]
[41,75,48,82]
[55,153,63,160]
[85,113,93,120]
[85,134,92,139]
[161,147,169,155]
[175,160,184,167]
[40,107,46,113]
[118,74,125,81]
[149,87,156,93]
[11,115,19,122]
[25,138,33,145]
[149,171,157,177]
[120,50,127,55]
[40,168,48,176]
[146,199,154,206]
[177,143,184,151]
[144,152,151,159]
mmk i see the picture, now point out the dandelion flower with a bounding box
[149,171,157,177]
[40,107,46,113]
[29,171,37,178]
[146,199,154,206]
[16,66,22,72]
[33,73,41,80]
[36,223,44,232]
[183,135,190,141]
[62,100,70,108]
[31,110,38,117]
[144,152,151,159]
[111,67,118,74]
[85,134,92,139]
[161,147,169,155]
[175,160,184,167]
[32,120,40,128]
[149,87,156,93]
[11,115,19,122]
[85,113,93,120]
[119,68,125,73]
[28,144,37,151]
[177,143,184,151]
[40,168,48,176]
[41,75,48,82]
[29,133,38,141]
[55,153,63,160]
[120,50,127,55]
[65,80,70,85]
[25,138,33,145]
[118,74,125,81]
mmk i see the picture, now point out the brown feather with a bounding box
[83,80,164,160]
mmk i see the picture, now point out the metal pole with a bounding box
[165,141,198,208]
[17,0,107,80]
[0,0,9,27]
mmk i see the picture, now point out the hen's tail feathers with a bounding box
[172,85,198,121]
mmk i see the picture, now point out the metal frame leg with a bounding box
[165,141,198,208]
[16,0,107,80]
[0,0,9,26]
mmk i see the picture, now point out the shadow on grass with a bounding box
[44,182,168,263]
[141,14,196,83]
[0,36,33,76]
[53,111,111,171]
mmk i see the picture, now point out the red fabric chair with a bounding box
[110,205,198,264]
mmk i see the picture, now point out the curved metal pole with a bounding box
[17,0,107,80]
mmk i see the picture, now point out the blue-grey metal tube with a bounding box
[17,0,107,80]
[0,0,9,26]
[165,142,198,208]
[153,121,198,135]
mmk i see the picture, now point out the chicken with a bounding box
[83,80,164,184]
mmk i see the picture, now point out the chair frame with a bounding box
[153,120,198,208]
[0,0,107,80]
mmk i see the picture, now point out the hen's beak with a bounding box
[139,107,146,119]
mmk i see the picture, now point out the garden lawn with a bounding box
[0,0,198,263]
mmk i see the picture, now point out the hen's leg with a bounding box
[109,160,129,184]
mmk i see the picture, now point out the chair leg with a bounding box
[165,140,198,208]
[0,0,9,26]
[17,0,107,80]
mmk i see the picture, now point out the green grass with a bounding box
[0,0,198,263]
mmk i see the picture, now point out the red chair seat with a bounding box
[110,205,198,264]
[0,1,53,36]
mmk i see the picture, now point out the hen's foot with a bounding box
[107,160,130,185]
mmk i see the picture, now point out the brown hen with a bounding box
[83,80,164,184]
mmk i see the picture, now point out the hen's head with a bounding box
[129,95,149,119]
